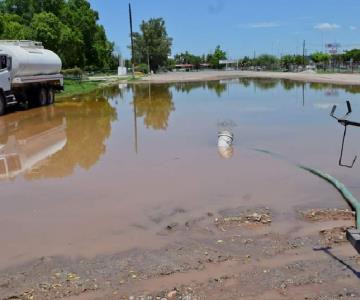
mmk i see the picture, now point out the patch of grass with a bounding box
[57,76,144,99]
[58,79,100,99]
[128,76,141,81]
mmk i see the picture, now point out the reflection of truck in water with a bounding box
[0,110,67,179]
[0,40,63,115]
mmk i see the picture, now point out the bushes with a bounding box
[61,68,83,80]
[135,63,149,74]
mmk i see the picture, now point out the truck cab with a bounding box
[0,55,12,113]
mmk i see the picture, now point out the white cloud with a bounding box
[239,22,281,29]
[314,23,340,30]
[350,25,357,30]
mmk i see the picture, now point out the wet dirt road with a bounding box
[1,79,360,299]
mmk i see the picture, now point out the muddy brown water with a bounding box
[1,79,360,270]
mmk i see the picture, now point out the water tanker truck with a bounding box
[0,40,63,115]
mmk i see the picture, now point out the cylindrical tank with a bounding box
[0,41,62,78]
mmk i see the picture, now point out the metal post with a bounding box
[128,3,135,79]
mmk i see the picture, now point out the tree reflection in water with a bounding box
[132,81,230,136]
[25,98,117,179]
[253,78,279,90]
[173,81,227,97]
[133,84,175,130]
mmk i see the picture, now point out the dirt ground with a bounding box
[1,206,359,300]
[142,70,360,86]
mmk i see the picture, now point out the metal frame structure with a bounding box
[330,101,360,168]
[330,100,360,253]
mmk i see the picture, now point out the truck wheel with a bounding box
[38,88,47,106]
[47,88,55,105]
[0,94,5,116]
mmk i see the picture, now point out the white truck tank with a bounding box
[0,40,62,78]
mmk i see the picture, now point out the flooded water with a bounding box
[1,78,360,269]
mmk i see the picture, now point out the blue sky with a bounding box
[89,0,360,59]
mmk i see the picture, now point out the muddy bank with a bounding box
[1,207,359,300]
[141,70,360,86]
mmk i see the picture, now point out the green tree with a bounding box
[0,16,4,35]
[33,0,65,16]
[207,45,226,69]
[174,51,202,68]
[255,54,278,70]
[280,55,294,70]
[0,13,31,39]
[62,0,106,68]
[58,25,84,67]
[239,56,251,69]
[1,0,34,23]
[0,0,117,70]
[310,52,331,64]
[344,49,360,63]
[293,55,304,66]
[311,52,331,70]
[92,25,116,69]
[30,12,62,50]
[132,18,172,72]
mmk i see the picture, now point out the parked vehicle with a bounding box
[0,40,63,115]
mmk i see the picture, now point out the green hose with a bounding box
[253,148,360,229]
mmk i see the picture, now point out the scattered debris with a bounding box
[215,208,272,229]
[149,207,187,224]
[66,272,80,281]
[320,226,350,245]
[166,223,178,231]
[167,289,178,298]
[298,208,355,222]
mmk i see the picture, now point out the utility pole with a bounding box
[128,3,135,79]
[302,40,306,68]
[253,50,256,68]
[147,47,150,75]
